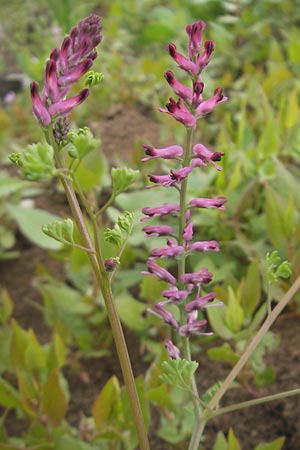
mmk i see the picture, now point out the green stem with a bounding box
[177,127,204,450]
[46,131,150,450]
[212,388,300,418]
[207,274,300,412]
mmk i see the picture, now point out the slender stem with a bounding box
[177,127,205,450]
[207,275,300,412]
[213,388,300,418]
[45,131,150,450]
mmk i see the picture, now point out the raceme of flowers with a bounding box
[30,14,102,127]
[141,20,227,359]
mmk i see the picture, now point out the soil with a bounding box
[1,105,300,450]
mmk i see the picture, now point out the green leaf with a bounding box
[111,167,139,198]
[42,218,74,245]
[240,258,261,319]
[0,377,21,408]
[92,376,120,429]
[41,368,67,426]
[9,142,55,181]
[202,381,222,405]
[225,288,244,333]
[0,171,29,197]
[264,185,286,249]
[6,204,62,250]
[10,319,29,369]
[207,343,239,365]
[25,329,47,372]
[116,294,148,332]
[254,436,285,450]
[207,304,233,340]
[0,289,14,324]
[227,428,242,450]
[85,70,104,88]
[213,432,228,450]
[68,127,100,160]
[159,358,198,392]
[47,331,67,370]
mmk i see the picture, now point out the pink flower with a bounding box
[162,285,189,302]
[159,98,197,128]
[185,292,217,312]
[183,222,194,242]
[142,259,176,284]
[164,70,192,102]
[181,268,213,285]
[189,240,220,252]
[189,196,227,210]
[142,225,175,237]
[186,21,206,59]
[147,302,179,329]
[30,82,51,126]
[196,87,228,115]
[168,43,198,74]
[141,203,180,221]
[164,339,181,359]
[151,239,184,258]
[192,143,224,171]
[142,144,183,162]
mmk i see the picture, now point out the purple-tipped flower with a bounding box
[168,43,198,75]
[141,203,180,221]
[189,196,227,210]
[30,82,52,126]
[162,285,189,302]
[190,240,220,253]
[142,144,183,161]
[164,70,192,102]
[48,89,89,117]
[164,339,181,359]
[181,268,213,286]
[179,310,212,337]
[142,259,176,285]
[186,21,206,59]
[147,302,179,329]
[185,292,217,312]
[196,87,228,115]
[142,225,175,237]
[183,221,194,242]
[193,143,224,170]
[196,40,216,71]
[151,239,184,258]
[159,98,196,128]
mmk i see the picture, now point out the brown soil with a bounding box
[1,106,300,450]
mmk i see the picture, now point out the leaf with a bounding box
[10,319,29,369]
[264,185,286,249]
[6,204,62,250]
[68,127,100,160]
[240,258,261,319]
[0,377,21,408]
[285,88,300,128]
[207,304,233,340]
[202,381,222,405]
[116,294,147,332]
[254,436,285,450]
[0,289,14,324]
[207,343,239,365]
[24,329,47,372]
[225,288,244,333]
[41,368,67,426]
[47,331,67,370]
[0,171,29,197]
[111,167,139,198]
[227,428,242,450]
[92,376,120,429]
[213,432,227,450]
[9,142,55,181]
[42,218,75,245]
[159,358,198,392]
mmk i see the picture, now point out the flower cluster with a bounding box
[30,14,102,127]
[141,20,227,359]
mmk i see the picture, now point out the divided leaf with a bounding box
[159,358,198,392]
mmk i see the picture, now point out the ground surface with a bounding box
[1,106,300,450]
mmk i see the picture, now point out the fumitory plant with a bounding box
[8,12,300,450]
